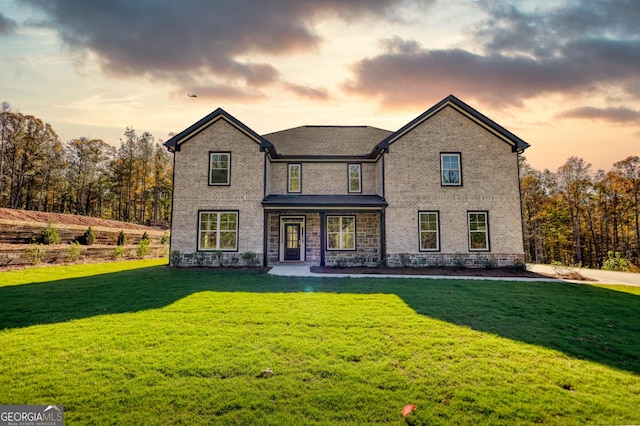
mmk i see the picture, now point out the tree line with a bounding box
[520,155,640,269]
[0,103,172,225]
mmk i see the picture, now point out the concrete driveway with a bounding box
[528,264,640,286]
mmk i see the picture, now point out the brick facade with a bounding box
[165,96,528,268]
[170,119,265,265]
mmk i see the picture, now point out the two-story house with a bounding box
[164,95,530,268]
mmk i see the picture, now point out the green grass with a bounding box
[1,260,639,425]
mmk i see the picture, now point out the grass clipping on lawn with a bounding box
[1,259,639,425]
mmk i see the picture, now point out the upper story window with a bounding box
[419,211,440,251]
[468,211,489,251]
[327,216,355,250]
[199,211,238,251]
[348,163,362,193]
[441,153,461,186]
[288,163,301,193]
[209,152,230,185]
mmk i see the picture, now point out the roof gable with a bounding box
[377,95,530,153]
[163,108,273,152]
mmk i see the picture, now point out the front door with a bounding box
[284,224,301,261]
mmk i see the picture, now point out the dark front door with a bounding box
[284,224,301,261]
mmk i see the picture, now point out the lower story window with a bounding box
[327,216,355,250]
[199,211,238,250]
[468,211,489,251]
[419,211,439,251]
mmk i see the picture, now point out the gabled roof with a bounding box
[163,108,273,152]
[263,126,392,158]
[377,95,530,153]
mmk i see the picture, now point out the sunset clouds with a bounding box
[2,0,638,171]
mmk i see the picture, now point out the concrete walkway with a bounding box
[268,264,640,286]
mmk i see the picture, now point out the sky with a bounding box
[1,0,638,172]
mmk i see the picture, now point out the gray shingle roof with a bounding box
[262,194,387,208]
[263,126,392,157]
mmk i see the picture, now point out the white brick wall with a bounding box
[384,106,524,260]
[171,119,264,258]
[268,162,379,195]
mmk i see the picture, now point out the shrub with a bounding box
[602,251,630,272]
[480,256,498,270]
[67,241,81,262]
[160,232,169,245]
[513,260,529,272]
[399,253,411,267]
[335,257,348,268]
[141,232,149,242]
[212,250,224,266]
[117,231,127,246]
[194,252,205,266]
[230,256,239,266]
[25,244,46,265]
[170,250,181,267]
[38,220,61,245]
[83,226,96,245]
[242,251,259,266]
[136,238,150,258]
[376,256,387,268]
[112,246,125,258]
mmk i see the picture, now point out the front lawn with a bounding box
[1,260,639,425]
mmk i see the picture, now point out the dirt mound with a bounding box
[0,208,160,231]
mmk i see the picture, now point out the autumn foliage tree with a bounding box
[0,104,172,226]
[521,156,640,269]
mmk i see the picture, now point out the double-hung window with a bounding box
[199,211,238,251]
[209,152,230,185]
[419,211,440,251]
[348,163,362,193]
[326,216,355,250]
[441,153,461,186]
[288,163,301,193]
[468,211,489,251]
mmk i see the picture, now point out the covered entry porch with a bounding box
[262,195,387,266]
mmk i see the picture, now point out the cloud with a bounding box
[24,0,407,99]
[344,1,640,109]
[283,83,330,100]
[557,106,640,123]
[0,13,18,35]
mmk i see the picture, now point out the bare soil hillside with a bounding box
[0,208,159,231]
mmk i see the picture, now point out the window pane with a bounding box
[342,217,354,232]
[200,231,217,249]
[421,232,437,250]
[343,233,355,249]
[219,231,237,249]
[327,217,340,232]
[328,234,339,249]
[470,232,487,249]
[348,165,361,192]
[210,153,230,184]
[442,154,461,185]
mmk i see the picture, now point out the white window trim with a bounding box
[468,211,489,251]
[441,153,461,186]
[348,163,362,193]
[209,152,231,186]
[326,215,356,251]
[198,211,238,251]
[419,211,440,251]
[288,163,301,193]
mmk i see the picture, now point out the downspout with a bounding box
[168,147,176,266]
[263,152,268,266]
[320,211,326,267]
[516,149,527,263]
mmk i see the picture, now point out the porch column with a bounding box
[320,211,325,267]
[380,207,386,264]
[263,211,268,267]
